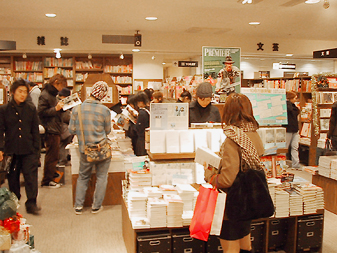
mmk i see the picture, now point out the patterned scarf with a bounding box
[221,122,264,171]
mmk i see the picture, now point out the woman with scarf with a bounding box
[204,93,264,253]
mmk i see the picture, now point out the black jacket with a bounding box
[285,100,300,133]
[189,100,221,125]
[0,98,40,155]
[38,83,64,134]
[135,108,149,156]
[328,101,337,138]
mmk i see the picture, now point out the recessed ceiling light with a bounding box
[249,22,260,25]
[162,62,166,65]
[45,13,57,18]
[132,49,140,52]
[305,0,320,4]
[286,54,293,57]
[145,17,157,21]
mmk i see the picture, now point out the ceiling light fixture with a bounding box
[120,54,124,59]
[88,54,92,59]
[305,0,320,4]
[162,62,166,65]
[145,17,158,21]
[323,0,330,9]
[286,54,293,57]
[45,13,57,18]
[249,22,260,25]
[132,49,140,52]
[22,53,27,59]
[242,0,252,4]
[152,56,155,60]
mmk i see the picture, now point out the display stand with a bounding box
[312,174,337,215]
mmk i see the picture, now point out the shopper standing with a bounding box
[134,92,150,156]
[69,81,111,215]
[204,93,264,253]
[285,91,301,169]
[38,74,67,188]
[177,90,192,103]
[28,81,41,108]
[328,100,337,150]
[0,79,41,214]
[189,82,221,125]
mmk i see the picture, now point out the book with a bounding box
[195,146,222,169]
[62,93,82,111]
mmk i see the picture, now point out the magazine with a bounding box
[62,93,82,111]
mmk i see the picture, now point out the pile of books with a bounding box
[274,189,290,218]
[127,191,147,218]
[129,171,152,191]
[164,194,184,227]
[295,184,319,214]
[284,189,303,216]
[147,198,167,228]
[176,184,197,212]
[330,159,337,180]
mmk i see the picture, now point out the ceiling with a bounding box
[0,0,336,60]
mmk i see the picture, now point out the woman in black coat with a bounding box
[134,92,150,156]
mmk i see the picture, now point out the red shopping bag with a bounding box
[189,185,218,241]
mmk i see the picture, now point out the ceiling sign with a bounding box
[313,48,337,58]
[178,61,198,67]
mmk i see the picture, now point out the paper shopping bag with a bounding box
[210,191,226,236]
[189,185,218,241]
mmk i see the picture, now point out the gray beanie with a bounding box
[196,82,213,98]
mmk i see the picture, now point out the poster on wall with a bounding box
[202,47,241,95]
[150,103,189,130]
[241,88,287,126]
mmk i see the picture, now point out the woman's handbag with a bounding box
[78,105,111,163]
[0,155,13,174]
[189,186,218,241]
[225,163,275,221]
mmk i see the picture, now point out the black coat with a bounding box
[38,83,64,134]
[189,100,221,125]
[0,98,40,155]
[328,101,337,138]
[285,100,300,133]
[135,108,149,156]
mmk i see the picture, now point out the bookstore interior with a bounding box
[1,1,337,252]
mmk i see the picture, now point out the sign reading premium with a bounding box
[202,47,241,95]
[313,48,337,58]
[178,61,198,67]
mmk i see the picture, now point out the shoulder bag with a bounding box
[78,105,112,163]
[0,155,13,174]
[225,155,275,221]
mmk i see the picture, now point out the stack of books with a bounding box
[143,187,163,199]
[317,156,336,178]
[330,159,337,180]
[164,194,184,227]
[316,186,325,210]
[129,171,152,191]
[147,198,167,228]
[284,189,303,216]
[127,191,147,218]
[176,184,197,212]
[274,189,290,218]
[182,211,193,226]
[160,185,178,195]
[295,184,318,214]
[268,182,277,205]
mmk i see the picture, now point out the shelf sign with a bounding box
[178,61,198,67]
[273,63,296,70]
[313,48,337,58]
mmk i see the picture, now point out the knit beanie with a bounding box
[91,81,108,100]
[196,82,213,98]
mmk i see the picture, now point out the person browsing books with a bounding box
[203,93,264,253]
[134,91,150,156]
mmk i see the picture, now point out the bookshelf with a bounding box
[0,54,133,100]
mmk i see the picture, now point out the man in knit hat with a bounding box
[69,81,111,215]
[189,82,221,125]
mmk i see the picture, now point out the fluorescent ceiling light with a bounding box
[45,13,57,18]
[249,22,260,25]
[242,0,252,4]
[305,0,320,4]
[132,49,140,52]
[145,17,157,21]
[286,54,293,57]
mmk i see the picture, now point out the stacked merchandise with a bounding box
[159,185,178,195]
[317,156,337,178]
[274,189,290,218]
[143,187,163,199]
[268,182,276,205]
[316,186,325,210]
[164,194,184,227]
[117,137,133,154]
[330,159,337,180]
[147,198,167,228]
[284,189,303,216]
[129,171,152,191]
[176,184,197,212]
[127,191,147,219]
[294,184,319,214]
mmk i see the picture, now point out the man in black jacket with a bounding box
[0,79,40,214]
[38,74,66,188]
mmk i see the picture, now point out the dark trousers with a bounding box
[42,133,60,185]
[7,153,39,208]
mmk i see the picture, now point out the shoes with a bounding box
[41,181,61,189]
[26,205,41,215]
[74,207,83,215]
[91,206,103,214]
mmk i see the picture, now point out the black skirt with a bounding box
[219,219,251,241]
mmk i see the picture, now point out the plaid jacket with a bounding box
[69,98,111,153]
